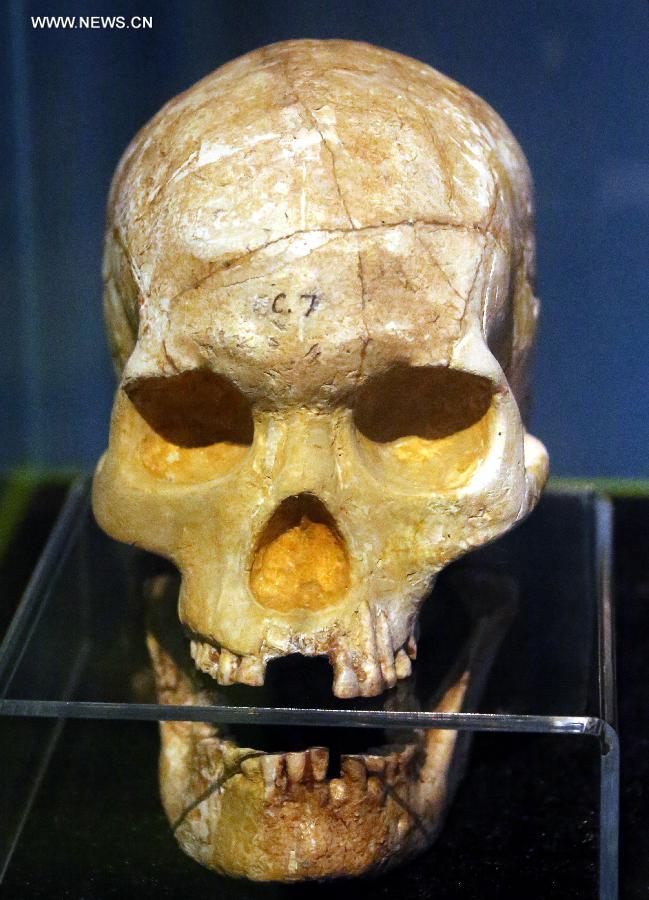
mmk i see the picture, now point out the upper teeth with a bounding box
[190,641,266,686]
[190,605,418,697]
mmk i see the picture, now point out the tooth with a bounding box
[375,608,397,688]
[236,655,265,686]
[362,746,405,780]
[286,752,307,783]
[260,754,280,786]
[394,648,412,680]
[406,631,418,660]
[190,640,220,679]
[332,603,404,698]
[331,653,360,698]
[366,775,385,799]
[189,640,201,665]
[260,754,287,792]
[308,747,329,782]
[328,778,348,805]
[341,755,367,786]
[353,602,384,696]
[362,754,386,775]
[217,648,239,685]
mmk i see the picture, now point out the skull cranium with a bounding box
[93,39,548,879]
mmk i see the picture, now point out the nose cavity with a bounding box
[250,494,350,613]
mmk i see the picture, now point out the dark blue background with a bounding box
[3,0,648,475]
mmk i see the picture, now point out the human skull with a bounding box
[93,39,548,879]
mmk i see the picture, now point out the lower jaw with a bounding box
[151,638,468,879]
[145,575,471,881]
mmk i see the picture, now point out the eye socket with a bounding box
[353,365,495,492]
[127,369,254,447]
[354,365,493,442]
[125,369,253,483]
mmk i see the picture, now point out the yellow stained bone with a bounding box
[251,516,349,612]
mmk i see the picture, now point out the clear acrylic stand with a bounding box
[0,479,618,897]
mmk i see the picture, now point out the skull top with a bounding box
[94,39,548,699]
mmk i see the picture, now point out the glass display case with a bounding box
[0,481,617,897]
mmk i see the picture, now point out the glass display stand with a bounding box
[0,479,618,897]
